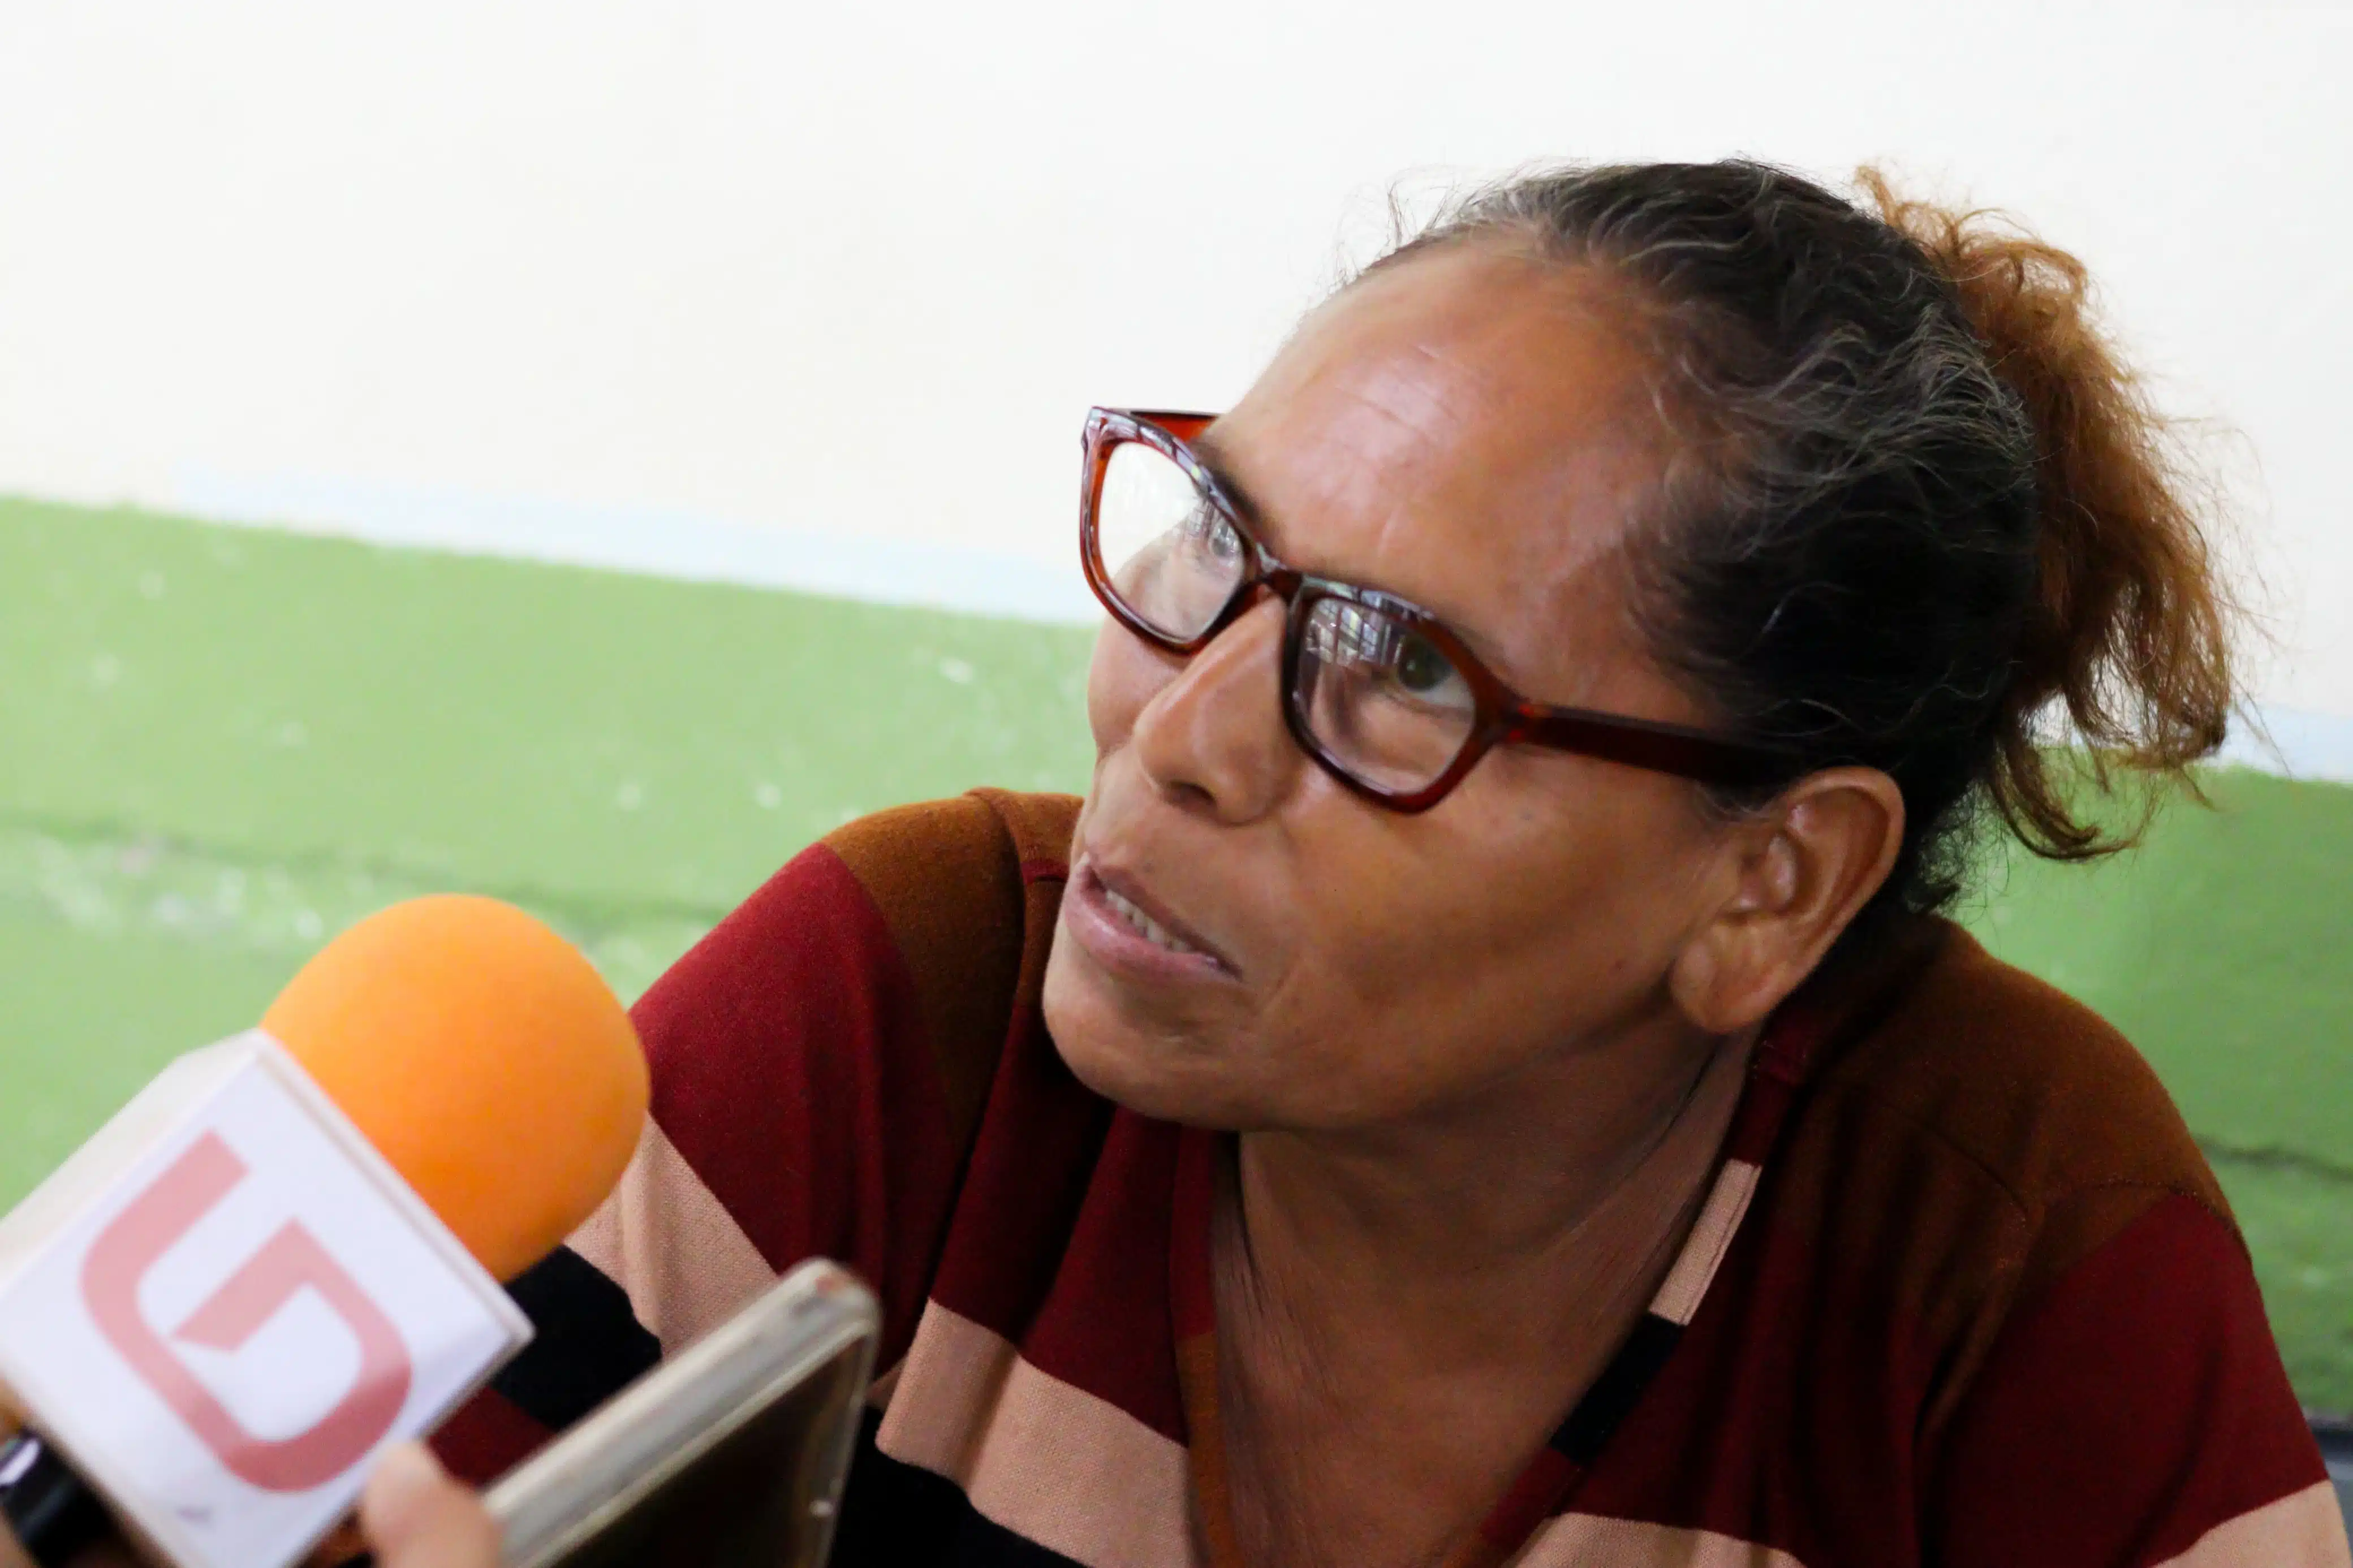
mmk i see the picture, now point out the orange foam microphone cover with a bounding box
[261,895,649,1281]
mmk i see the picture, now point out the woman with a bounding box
[432,158,2340,1566]
[459,160,2342,1566]
[16,158,2338,1567]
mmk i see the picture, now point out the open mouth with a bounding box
[1068,857,1237,979]
[1097,878,1208,957]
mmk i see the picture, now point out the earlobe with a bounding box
[1666,929,1734,1034]
[1671,811,1806,1033]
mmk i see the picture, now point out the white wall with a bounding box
[2,1,2348,732]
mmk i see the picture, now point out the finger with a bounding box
[359,1445,499,1568]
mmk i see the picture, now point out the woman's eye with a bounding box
[1391,636,1464,699]
[1186,509,1241,562]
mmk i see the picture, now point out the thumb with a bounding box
[358,1445,499,1568]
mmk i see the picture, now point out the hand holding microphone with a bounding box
[2,1399,494,1568]
[0,896,648,1568]
[350,1444,498,1568]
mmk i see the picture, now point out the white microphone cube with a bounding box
[0,1031,529,1568]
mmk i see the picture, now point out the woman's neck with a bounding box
[1238,1011,1748,1337]
[1209,1015,1755,1568]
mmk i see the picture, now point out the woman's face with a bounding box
[1042,243,1739,1134]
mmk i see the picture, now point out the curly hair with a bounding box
[1373,160,2239,937]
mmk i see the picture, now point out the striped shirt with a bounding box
[437,789,2350,1567]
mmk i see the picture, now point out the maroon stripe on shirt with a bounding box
[1563,1164,1932,1566]
[430,1386,551,1486]
[1723,995,1828,1165]
[1926,1192,2329,1567]
[1170,1129,1218,1344]
[1481,1446,1581,1554]
[923,994,1118,1342]
[1017,1113,1190,1444]
[629,842,959,1363]
[900,796,1115,1342]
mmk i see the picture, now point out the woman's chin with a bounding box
[1050,1020,1221,1126]
[1043,973,1255,1128]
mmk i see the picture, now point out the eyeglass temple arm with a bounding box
[1517,708,1793,791]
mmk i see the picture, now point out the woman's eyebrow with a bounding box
[1186,430,1274,533]
[1189,425,1528,680]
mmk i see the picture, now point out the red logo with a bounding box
[80,1133,414,1492]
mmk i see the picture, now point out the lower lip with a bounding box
[1064,861,1236,986]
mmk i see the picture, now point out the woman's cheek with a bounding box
[1085,623,1167,755]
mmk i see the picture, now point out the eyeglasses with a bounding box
[1078,407,1794,813]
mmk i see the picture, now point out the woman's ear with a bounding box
[1669,768,1906,1034]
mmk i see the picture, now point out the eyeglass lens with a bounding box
[1097,439,1249,641]
[1094,437,1480,795]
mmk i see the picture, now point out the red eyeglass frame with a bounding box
[1079,407,1795,813]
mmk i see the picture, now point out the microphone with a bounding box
[0,895,649,1568]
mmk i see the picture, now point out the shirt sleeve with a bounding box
[433,794,1033,1484]
[1927,1189,2350,1567]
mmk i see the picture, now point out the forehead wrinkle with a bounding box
[1296,435,1623,697]
[1334,376,1660,699]
[1205,417,1532,681]
[1223,245,1675,703]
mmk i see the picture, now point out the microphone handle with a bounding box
[0,1430,109,1567]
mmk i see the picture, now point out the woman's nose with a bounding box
[1128,594,1303,825]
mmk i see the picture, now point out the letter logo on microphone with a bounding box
[0,1035,527,1568]
[80,1133,414,1492]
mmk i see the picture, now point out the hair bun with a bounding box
[1861,169,2238,856]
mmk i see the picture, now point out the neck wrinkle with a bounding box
[1225,1018,1755,1384]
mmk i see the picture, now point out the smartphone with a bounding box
[483,1259,878,1568]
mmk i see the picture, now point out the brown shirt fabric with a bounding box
[443,790,2348,1566]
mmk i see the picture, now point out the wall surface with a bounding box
[0,0,2347,1413]
[2,1,2350,737]
[4,495,2350,1411]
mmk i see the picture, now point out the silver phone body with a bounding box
[484,1260,878,1568]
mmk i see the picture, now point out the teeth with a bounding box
[1101,884,1204,956]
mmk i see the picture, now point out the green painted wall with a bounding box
[3,496,2347,1409]
[1968,781,2353,1411]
